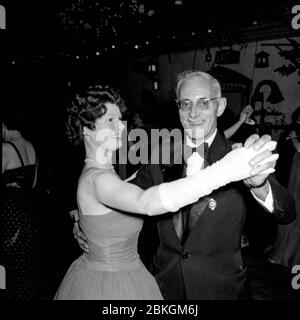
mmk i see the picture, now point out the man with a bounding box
[74,70,295,299]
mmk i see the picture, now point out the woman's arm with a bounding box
[224,105,253,139]
[94,172,165,215]
[93,141,278,216]
[224,119,244,139]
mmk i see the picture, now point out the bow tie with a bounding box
[185,142,210,176]
[184,142,209,162]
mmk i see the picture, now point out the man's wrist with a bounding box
[248,180,269,201]
[244,177,268,193]
[248,179,268,189]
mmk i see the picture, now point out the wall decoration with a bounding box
[263,38,300,84]
[254,50,270,68]
[251,80,286,132]
[148,58,159,90]
[215,49,240,65]
[205,48,212,63]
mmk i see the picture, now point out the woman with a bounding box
[1,112,40,300]
[223,104,255,141]
[271,106,300,269]
[127,108,151,177]
[55,84,277,300]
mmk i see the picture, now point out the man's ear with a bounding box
[217,97,227,117]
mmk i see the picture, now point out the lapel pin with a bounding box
[208,198,217,211]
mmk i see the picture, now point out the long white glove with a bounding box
[157,141,277,213]
[186,142,276,177]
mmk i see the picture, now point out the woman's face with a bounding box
[89,102,125,151]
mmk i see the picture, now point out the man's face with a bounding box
[177,76,225,144]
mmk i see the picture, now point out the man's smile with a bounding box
[189,120,205,126]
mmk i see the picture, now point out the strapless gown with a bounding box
[54,211,163,300]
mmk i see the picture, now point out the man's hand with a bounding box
[70,209,89,253]
[243,134,279,200]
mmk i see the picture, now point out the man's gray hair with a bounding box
[175,70,221,99]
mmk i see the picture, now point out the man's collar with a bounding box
[185,129,217,148]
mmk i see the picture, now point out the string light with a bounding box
[5,20,269,66]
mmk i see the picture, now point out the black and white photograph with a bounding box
[0,0,300,316]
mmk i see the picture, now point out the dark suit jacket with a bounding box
[132,131,295,300]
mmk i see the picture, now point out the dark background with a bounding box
[1,0,299,299]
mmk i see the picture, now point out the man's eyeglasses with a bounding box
[176,97,221,112]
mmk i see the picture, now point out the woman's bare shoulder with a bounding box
[79,167,116,185]
[2,142,15,155]
[78,168,115,216]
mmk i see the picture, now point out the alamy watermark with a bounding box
[291,265,300,290]
[291,5,300,30]
[0,5,6,29]
[0,265,5,289]
[94,121,205,166]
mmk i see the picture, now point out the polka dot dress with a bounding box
[0,166,41,300]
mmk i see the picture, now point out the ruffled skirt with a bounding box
[54,255,163,300]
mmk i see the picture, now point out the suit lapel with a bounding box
[159,131,233,248]
[159,162,185,247]
[208,131,230,164]
[183,131,232,245]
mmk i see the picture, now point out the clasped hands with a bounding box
[232,134,278,200]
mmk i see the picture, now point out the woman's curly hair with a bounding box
[66,84,126,145]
